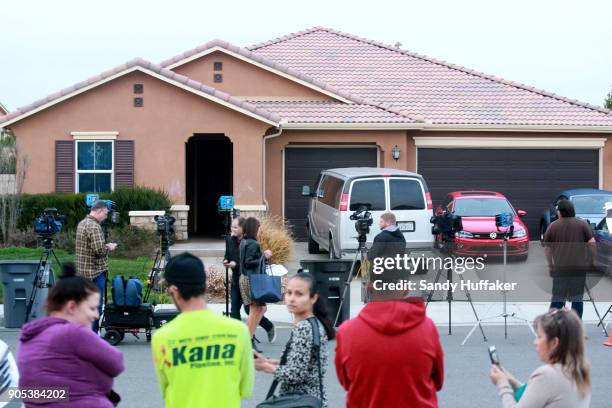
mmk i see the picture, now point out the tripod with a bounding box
[144,234,171,305]
[25,236,60,322]
[585,285,609,337]
[464,225,535,343]
[333,235,368,327]
[425,240,487,343]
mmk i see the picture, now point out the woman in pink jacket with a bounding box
[18,263,124,407]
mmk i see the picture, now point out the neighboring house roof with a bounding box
[0,102,7,115]
[249,27,612,127]
[250,100,420,128]
[0,58,282,128]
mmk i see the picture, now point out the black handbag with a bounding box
[249,256,282,303]
[256,317,324,408]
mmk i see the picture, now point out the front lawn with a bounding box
[0,247,156,304]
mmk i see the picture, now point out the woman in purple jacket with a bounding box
[17,263,124,407]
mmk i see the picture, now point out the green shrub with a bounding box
[108,226,157,258]
[18,186,172,231]
[108,186,172,226]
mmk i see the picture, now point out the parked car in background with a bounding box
[435,191,529,260]
[593,202,612,276]
[302,167,434,259]
[539,188,612,241]
[0,339,20,407]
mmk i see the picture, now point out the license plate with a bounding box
[398,221,415,232]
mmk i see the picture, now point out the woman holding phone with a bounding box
[490,308,591,407]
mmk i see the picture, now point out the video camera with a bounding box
[33,208,65,237]
[350,205,373,243]
[103,200,120,225]
[154,214,176,237]
[430,211,463,238]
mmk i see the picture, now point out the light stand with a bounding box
[463,214,535,343]
[25,235,60,322]
[426,238,487,342]
[218,195,237,317]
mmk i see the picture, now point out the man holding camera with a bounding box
[75,200,117,332]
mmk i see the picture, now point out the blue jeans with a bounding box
[92,271,107,332]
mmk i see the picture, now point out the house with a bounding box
[1,27,611,239]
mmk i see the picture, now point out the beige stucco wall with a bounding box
[11,71,270,205]
[171,51,334,100]
[265,130,409,217]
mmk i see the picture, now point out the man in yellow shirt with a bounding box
[152,253,254,407]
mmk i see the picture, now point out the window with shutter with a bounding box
[75,140,113,193]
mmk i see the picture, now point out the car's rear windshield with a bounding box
[571,195,612,214]
[389,179,425,210]
[453,198,514,217]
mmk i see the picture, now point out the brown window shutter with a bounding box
[55,141,74,192]
[114,140,134,188]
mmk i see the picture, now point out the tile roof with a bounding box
[0,58,282,126]
[249,100,419,124]
[249,27,612,127]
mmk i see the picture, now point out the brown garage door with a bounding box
[285,147,378,240]
[418,149,598,238]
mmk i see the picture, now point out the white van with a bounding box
[302,168,434,259]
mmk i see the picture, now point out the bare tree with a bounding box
[0,132,30,246]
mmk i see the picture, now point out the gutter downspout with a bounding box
[262,125,284,212]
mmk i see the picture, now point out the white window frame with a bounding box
[74,140,115,193]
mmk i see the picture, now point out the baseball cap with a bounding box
[164,253,206,285]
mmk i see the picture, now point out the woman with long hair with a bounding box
[490,308,591,407]
[18,262,125,407]
[239,216,273,351]
[255,273,335,407]
[224,216,276,342]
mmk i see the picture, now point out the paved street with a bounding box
[1,323,611,407]
[1,241,611,407]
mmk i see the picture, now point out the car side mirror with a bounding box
[301,185,312,197]
[517,210,527,217]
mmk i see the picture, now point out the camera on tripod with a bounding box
[430,211,463,242]
[103,200,120,225]
[350,205,373,243]
[33,208,65,238]
[154,214,176,237]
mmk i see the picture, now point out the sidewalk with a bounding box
[5,280,609,329]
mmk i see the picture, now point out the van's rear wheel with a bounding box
[307,225,320,254]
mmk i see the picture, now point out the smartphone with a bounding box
[488,345,500,366]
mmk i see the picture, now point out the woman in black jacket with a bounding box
[223,217,276,345]
[239,217,273,350]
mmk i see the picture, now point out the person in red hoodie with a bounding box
[334,258,444,408]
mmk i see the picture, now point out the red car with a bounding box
[435,191,529,260]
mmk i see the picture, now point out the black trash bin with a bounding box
[299,260,354,327]
[0,260,55,328]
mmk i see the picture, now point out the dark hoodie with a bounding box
[335,300,444,408]
[18,316,124,407]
